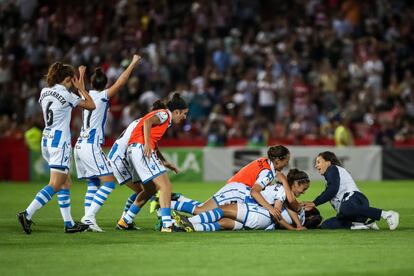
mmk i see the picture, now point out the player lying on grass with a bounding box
[304,151,399,230]
[74,55,141,232]
[116,93,188,232]
[18,63,95,234]
[173,168,311,232]
[170,146,301,223]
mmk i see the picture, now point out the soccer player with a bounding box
[17,63,95,234]
[74,55,141,232]
[170,145,299,222]
[303,151,399,230]
[116,93,188,232]
[108,100,178,230]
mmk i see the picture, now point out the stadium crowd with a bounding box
[1,0,414,146]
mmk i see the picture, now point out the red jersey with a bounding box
[227,158,274,188]
[128,109,171,149]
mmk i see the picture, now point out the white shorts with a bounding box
[108,154,141,185]
[127,143,166,184]
[212,182,251,206]
[41,139,71,174]
[236,203,273,230]
[74,140,113,179]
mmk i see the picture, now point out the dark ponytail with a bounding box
[151,99,167,111]
[318,151,342,166]
[267,145,290,162]
[287,169,310,187]
[46,62,75,87]
[91,67,108,90]
[167,93,188,111]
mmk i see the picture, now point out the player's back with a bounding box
[128,109,171,149]
[38,84,80,146]
[108,118,140,160]
[79,90,109,145]
[261,183,286,205]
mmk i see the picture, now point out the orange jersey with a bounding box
[227,158,274,188]
[128,109,171,149]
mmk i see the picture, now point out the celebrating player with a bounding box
[108,100,172,230]
[175,168,311,232]
[17,63,95,234]
[74,55,141,232]
[170,145,300,222]
[304,151,399,230]
[116,93,188,232]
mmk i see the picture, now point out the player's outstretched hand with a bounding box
[295,226,307,231]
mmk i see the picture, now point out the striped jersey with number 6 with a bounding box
[38,84,81,145]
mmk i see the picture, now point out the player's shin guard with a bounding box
[194,222,221,232]
[87,181,115,216]
[189,208,224,224]
[171,201,196,214]
[58,189,75,227]
[122,203,141,224]
[84,178,100,214]
[160,207,172,228]
[122,193,138,217]
[25,185,56,220]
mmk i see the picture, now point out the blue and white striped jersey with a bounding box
[108,119,140,160]
[261,183,286,205]
[38,84,81,147]
[79,90,109,145]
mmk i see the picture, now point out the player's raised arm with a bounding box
[107,54,141,98]
[73,66,95,110]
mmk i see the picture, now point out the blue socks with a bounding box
[84,178,100,214]
[58,189,74,227]
[189,208,224,224]
[87,181,115,216]
[26,185,55,220]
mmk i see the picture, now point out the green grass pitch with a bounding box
[1,180,414,275]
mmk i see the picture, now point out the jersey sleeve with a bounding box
[102,89,109,101]
[255,169,274,188]
[67,92,81,108]
[155,111,169,124]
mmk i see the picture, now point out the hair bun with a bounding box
[172,92,181,99]
[95,67,103,74]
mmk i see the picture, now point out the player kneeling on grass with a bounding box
[303,151,399,230]
[17,63,95,234]
[174,168,311,232]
